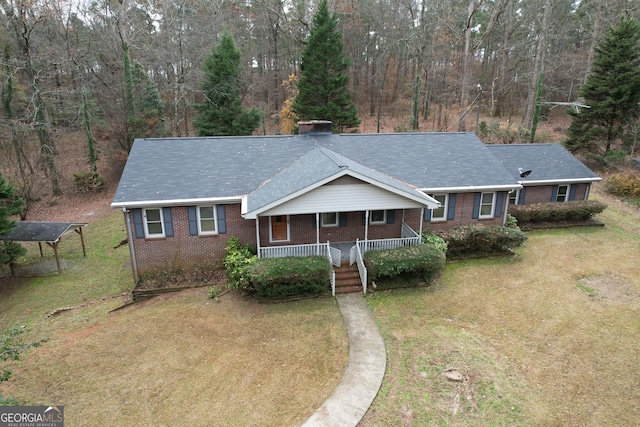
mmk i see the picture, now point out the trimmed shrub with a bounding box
[605,173,640,200]
[509,200,607,224]
[244,256,331,298]
[365,244,446,284]
[438,224,527,258]
[223,237,257,288]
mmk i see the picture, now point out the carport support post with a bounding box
[75,227,87,257]
[46,242,62,274]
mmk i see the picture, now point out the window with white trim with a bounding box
[556,185,569,202]
[429,194,448,221]
[370,210,386,224]
[144,208,165,238]
[197,206,217,235]
[479,192,496,219]
[321,212,339,227]
[509,190,520,205]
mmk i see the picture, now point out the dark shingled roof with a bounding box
[486,143,601,183]
[0,222,87,243]
[111,132,521,208]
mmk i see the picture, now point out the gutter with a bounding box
[519,177,602,186]
[111,196,244,210]
[419,184,522,193]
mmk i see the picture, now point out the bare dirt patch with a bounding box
[576,272,637,304]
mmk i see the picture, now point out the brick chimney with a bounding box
[298,120,332,135]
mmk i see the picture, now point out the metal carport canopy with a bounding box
[0,222,88,273]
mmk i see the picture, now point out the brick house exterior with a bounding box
[113,124,600,281]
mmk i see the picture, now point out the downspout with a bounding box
[123,208,139,284]
[255,217,261,258]
[503,191,513,225]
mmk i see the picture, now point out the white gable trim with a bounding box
[243,169,439,219]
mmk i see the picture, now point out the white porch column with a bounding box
[255,217,261,258]
[316,212,320,252]
[364,210,369,244]
[419,207,424,237]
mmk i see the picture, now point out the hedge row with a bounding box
[438,224,527,258]
[244,256,331,298]
[364,243,446,284]
[508,200,607,224]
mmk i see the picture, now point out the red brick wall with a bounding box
[521,183,591,204]
[127,192,512,274]
[129,204,256,275]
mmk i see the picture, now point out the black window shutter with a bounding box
[518,188,526,205]
[569,184,577,201]
[447,194,457,221]
[188,206,198,235]
[312,215,317,228]
[132,209,144,239]
[551,185,559,202]
[494,192,504,218]
[472,193,481,219]
[424,208,432,222]
[217,205,227,234]
[386,210,395,224]
[163,207,174,237]
[339,212,347,227]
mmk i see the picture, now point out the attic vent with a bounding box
[298,120,332,135]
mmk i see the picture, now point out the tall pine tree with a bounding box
[565,18,640,155]
[292,0,360,132]
[193,32,262,136]
[0,173,26,274]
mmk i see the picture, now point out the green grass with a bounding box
[360,189,640,426]
[0,212,132,326]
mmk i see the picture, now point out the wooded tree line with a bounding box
[0,0,639,200]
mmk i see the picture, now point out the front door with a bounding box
[270,215,289,241]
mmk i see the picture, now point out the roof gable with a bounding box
[243,146,438,218]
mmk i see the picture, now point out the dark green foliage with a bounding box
[605,173,640,200]
[1,325,46,382]
[223,236,257,288]
[292,0,360,132]
[0,395,19,405]
[438,225,527,258]
[193,32,262,136]
[0,173,26,269]
[564,18,640,155]
[509,201,607,224]
[72,171,105,193]
[129,61,167,141]
[364,244,446,284]
[81,89,99,173]
[244,256,331,298]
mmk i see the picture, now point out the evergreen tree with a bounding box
[291,0,360,132]
[193,32,262,136]
[565,18,640,155]
[0,173,26,274]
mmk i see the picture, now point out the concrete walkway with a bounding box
[302,293,386,427]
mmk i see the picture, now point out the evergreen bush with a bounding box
[509,200,607,224]
[244,256,331,298]
[364,244,446,284]
[438,224,527,258]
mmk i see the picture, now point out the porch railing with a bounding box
[351,240,368,294]
[358,236,421,253]
[259,243,328,259]
[401,221,420,238]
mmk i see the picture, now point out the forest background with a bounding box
[0,0,636,212]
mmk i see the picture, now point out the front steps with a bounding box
[334,263,363,294]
